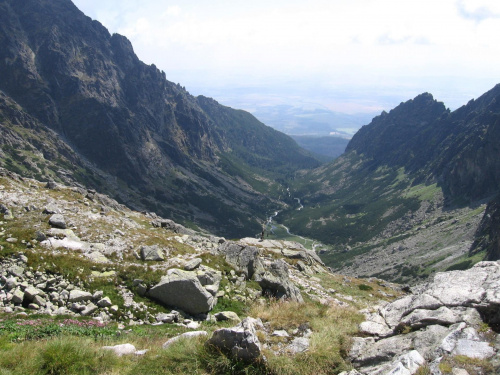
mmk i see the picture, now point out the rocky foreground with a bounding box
[349,262,500,374]
[0,168,499,374]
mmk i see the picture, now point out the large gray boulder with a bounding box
[217,242,265,280]
[257,259,303,303]
[207,317,263,361]
[49,214,67,229]
[184,258,202,271]
[68,290,93,303]
[140,245,165,261]
[147,269,216,315]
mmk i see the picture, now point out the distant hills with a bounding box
[251,105,374,137]
[289,135,349,161]
[251,105,373,160]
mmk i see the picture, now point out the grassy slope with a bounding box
[0,171,400,374]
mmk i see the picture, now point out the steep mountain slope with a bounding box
[0,0,319,238]
[282,88,500,282]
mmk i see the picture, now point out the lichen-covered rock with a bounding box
[217,242,264,280]
[140,245,165,261]
[214,311,241,323]
[207,317,263,361]
[257,259,303,303]
[68,290,93,303]
[184,258,202,271]
[351,261,500,374]
[49,214,66,229]
[147,269,216,315]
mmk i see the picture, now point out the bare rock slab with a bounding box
[147,269,215,315]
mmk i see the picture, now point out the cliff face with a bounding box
[345,93,449,172]
[346,87,500,203]
[0,0,319,237]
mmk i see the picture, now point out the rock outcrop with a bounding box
[147,267,220,315]
[207,317,264,361]
[257,259,304,303]
[351,261,500,374]
[217,242,265,280]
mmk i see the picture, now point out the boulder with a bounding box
[184,258,202,271]
[271,330,289,337]
[349,335,413,367]
[196,266,221,289]
[140,245,165,261]
[214,311,241,323]
[207,317,263,361]
[147,269,216,315]
[23,286,42,302]
[217,242,264,280]
[102,343,137,356]
[68,290,93,303]
[11,289,24,304]
[151,219,195,235]
[97,297,112,308]
[43,203,61,214]
[257,259,303,303]
[359,320,393,338]
[288,337,310,354]
[399,306,460,329]
[350,261,500,374]
[81,302,98,316]
[376,350,425,375]
[49,214,67,229]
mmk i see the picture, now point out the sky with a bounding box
[71,0,500,114]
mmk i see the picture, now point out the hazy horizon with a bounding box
[72,0,500,116]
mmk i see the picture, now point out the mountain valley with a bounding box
[0,0,500,373]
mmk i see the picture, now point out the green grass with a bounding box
[0,317,116,343]
[438,355,494,375]
[445,250,486,272]
[404,183,441,201]
[0,336,119,375]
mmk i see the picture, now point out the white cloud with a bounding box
[163,5,181,17]
[456,0,500,22]
[71,0,500,112]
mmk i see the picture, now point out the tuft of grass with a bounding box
[415,365,431,375]
[37,337,119,375]
[250,299,363,374]
[0,337,118,375]
[439,355,494,375]
[358,284,373,291]
[0,317,115,342]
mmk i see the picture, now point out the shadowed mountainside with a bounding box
[0,0,319,238]
[281,88,500,281]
